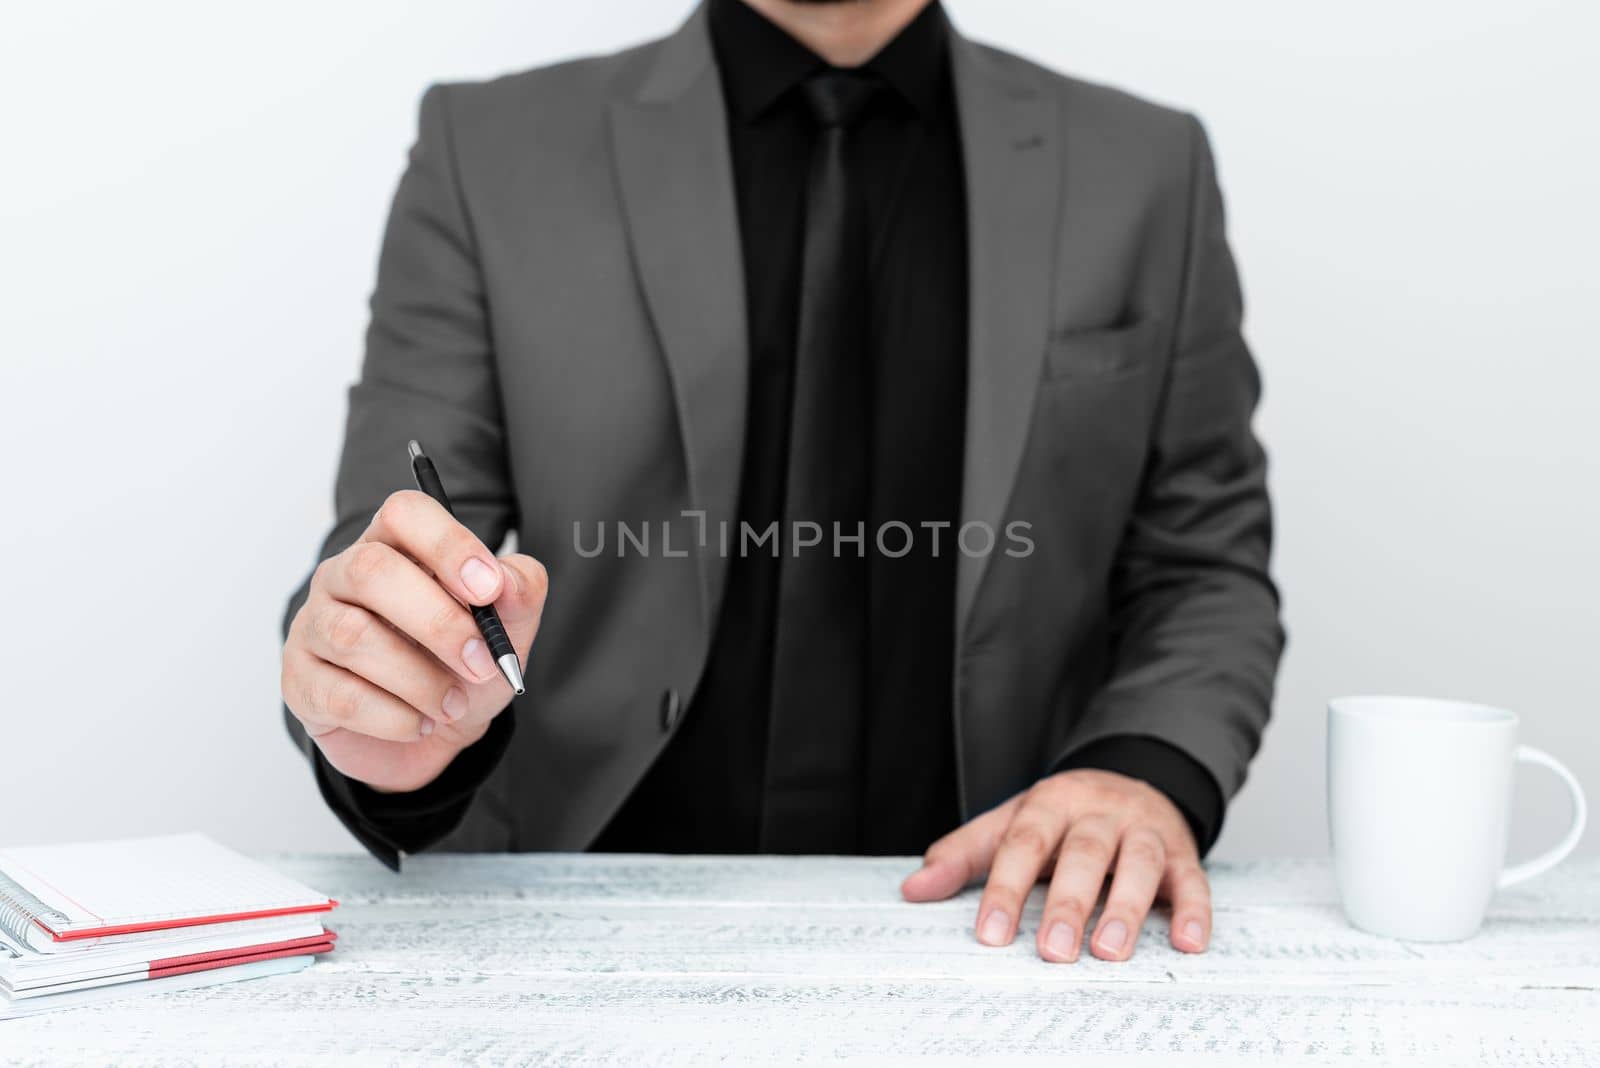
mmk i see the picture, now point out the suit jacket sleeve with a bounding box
[282,83,516,865]
[1053,736,1223,855]
[1053,115,1286,817]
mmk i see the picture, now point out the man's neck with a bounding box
[738,0,933,68]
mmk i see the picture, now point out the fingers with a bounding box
[282,646,432,742]
[318,541,502,687]
[901,797,1019,903]
[912,769,1213,965]
[297,597,469,725]
[1037,815,1117,962]
[973,791,1072,947]
[1089,828,1166,961]
[363,490,505,606]
[493,553,550,659]
[1163,858,1212,953]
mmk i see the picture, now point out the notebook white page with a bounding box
[0,833,332,943]
[0,954,313,1020]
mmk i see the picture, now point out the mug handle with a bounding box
[1498,745,1589,888]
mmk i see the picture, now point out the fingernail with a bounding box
[442,687,468,721]
[978,910,1011,946]
[462,638,496,681]
[1045,922,1077,959]
[460,558,499,602]
[417,718,434,739]
[1096,919,1128,954]
[1183,920,1205,946]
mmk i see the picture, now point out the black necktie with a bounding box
[760,72,880,852]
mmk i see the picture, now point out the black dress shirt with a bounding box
[317,0,1225,862]
[597,0,967,855]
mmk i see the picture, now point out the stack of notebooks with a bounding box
[0,833,336,1019]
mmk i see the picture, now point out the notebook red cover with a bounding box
[46,902,338,943]
[146,930,337,979]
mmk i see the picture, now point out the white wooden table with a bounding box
[5,855,1597,1065]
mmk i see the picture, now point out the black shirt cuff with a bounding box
[1052,735,1224,856]
[312,710,515,870]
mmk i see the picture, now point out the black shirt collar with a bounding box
[709,0,950,121]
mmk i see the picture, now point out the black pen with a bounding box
[407,439,526,695]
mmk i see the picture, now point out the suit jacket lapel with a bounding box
[607,13,1059,647]
[950,34,1062,642]
[608,6,748,637]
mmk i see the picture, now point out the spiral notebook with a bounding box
[0,833,336,954]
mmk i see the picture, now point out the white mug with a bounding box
[1327,695,1587,941]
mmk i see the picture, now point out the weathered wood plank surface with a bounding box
[3,855,1596,1065]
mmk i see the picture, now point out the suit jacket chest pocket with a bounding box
[1030,318,1162,523]
[1042,318,1161,384]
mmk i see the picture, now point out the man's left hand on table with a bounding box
[902,769,1210,963]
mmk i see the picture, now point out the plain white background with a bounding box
[2,1,1595,863]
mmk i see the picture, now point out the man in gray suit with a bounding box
[281,0,1283,965]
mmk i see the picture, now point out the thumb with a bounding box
[901,853,971,903]
[493,553,549,659]
[901,797,1019,902]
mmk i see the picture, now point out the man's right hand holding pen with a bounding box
[281,489,549,794]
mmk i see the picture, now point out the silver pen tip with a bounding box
[498,653,526,696]
[406,439,424,461]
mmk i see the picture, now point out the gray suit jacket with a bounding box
[285,5,1284,857]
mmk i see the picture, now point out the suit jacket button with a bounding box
[660,689,682,732]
